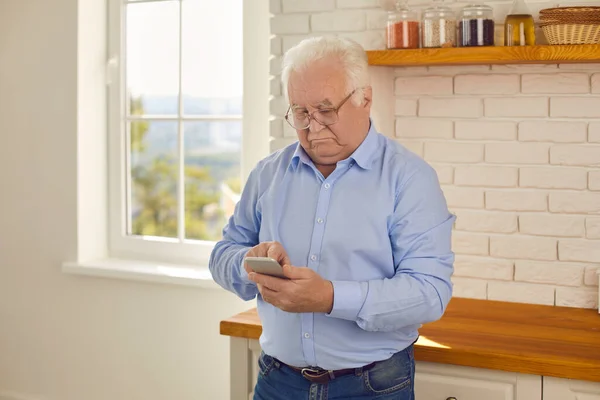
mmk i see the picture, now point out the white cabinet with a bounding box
[415,362,541,400]
[543,376,600,400]
[229,337,262,400]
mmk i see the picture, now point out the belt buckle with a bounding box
[300,367,331,384]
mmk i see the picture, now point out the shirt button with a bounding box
[317,218,323,224]
[304,333,310,339]
[310,255,317,261]
[324,183,330,189]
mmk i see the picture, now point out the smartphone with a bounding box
[245,256,287,279]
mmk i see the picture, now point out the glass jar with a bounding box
[504,0,535,46]
[458,4,495,46]
[386,0,420,49]
[421,0,456,48]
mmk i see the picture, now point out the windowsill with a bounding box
[62,258,220,289]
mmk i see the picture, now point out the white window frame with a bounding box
[105,0,270,266]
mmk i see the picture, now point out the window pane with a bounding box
[126,1,179,116]
[129,120,179,239]
[181,0,243,115]
[184,121,242,241]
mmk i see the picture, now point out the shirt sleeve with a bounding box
[208,167,262,301]
[327,163,455,332]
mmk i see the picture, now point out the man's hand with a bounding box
[248,264,334,314]
[243,241,291,275]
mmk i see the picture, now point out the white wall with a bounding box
[0,1,252,399]
[269,0,600,309]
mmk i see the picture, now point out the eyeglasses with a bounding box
[284,89,357,130]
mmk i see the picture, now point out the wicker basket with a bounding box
[539,6,600,44]
[540,6,600,16]
[541,23,600,44]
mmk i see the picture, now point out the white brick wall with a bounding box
[490,236,557,261]
[455,166,517,187]
[455,74,520,95]
[395,99,417,116]
[519,167,587,190]
[559,240,600,263]
[556,287,598,308]
[551,97,600,118]
[485,143,549,164]
[518,121,587,143]
[485,97,548,117]
[420,98,483,118]
[395,76,453,96]
[455,210,517,233]
[269,1,600,309]
[455,255,513,280]
[424,142,484,163]
[281,0,335,13]
[590,123,600,143]
[396,119,453,139]
[452,277,487,299]
[443,186,484,209]
[488,281,555,306]
[452,232,489,256]
[587,218,600,240]
[456,121,516,141]
[549,193,600,213]
[550,145,600,166]
[593,73,600,94]
[515,261,584,286]
[590,171,600,191]
[519,214,585,237]
[486,191,547,212]
[311,11,366,32]
[521,73,590,94]
[271,14,310,34]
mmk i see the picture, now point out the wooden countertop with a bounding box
[220,297,600,382]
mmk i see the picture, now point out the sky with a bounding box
[126,0,243,98]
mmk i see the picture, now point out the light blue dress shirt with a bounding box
[209,121,455,370]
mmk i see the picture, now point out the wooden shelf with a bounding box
[366,44,600,67]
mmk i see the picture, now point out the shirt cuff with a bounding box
[326,280,368,321]
[236,247,254,285]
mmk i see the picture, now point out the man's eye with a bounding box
[318,109,336,118]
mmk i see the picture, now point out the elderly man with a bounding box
[209,36,455,399]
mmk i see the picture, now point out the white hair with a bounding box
[281,36,370,107]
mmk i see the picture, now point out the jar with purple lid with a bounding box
[458,4,495,47]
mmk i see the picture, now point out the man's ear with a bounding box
[362,86,373,108]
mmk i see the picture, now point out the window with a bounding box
[107,0,262,265]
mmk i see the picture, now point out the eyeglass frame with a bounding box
[284,89,357,130]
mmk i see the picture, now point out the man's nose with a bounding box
[309,117,325,133]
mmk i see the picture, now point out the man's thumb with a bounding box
[266,246,281,261]
[282,264,306,279]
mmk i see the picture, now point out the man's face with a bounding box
[287,58,371,168]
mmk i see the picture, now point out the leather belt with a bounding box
[278,360,377,384]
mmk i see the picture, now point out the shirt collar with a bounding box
[290,142,311,170]
[347,120,378,170]
[289,119,379,171]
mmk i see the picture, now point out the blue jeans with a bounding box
[253,345,415,400]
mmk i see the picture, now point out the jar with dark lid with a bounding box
[421,0,456,48]
[386,0,420,49]
[458,4,495,46]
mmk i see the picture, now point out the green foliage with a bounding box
[129,97,238,241]
[130,97,149,153]
[225,176,241,194]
